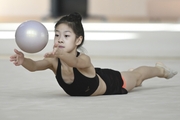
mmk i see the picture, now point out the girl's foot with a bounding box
[128,68,134,71]
[155,62,178,79]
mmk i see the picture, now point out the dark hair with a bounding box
[55,12,84,48]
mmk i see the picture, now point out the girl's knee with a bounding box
[121,71,142,91]
[134,71,143,86]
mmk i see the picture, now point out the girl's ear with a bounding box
[76,36,83,46]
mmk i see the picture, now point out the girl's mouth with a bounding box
[59,46,65,48]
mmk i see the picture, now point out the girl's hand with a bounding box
[44,43,63,58]
[10,49,24,66]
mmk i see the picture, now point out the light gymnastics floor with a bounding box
[0,22,180,120]
[0,57,179,120]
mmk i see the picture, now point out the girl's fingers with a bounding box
[53,47,58,55]
[44,52,54,58]
[10,58,16,62]
[10,49,23,66]
[14,49,22,55]
[10,54,17,59]
[53,43,59,54]
[10,56,15,61]
[14,61,19,66]
[14,49,19,54]
[10,55,17,61]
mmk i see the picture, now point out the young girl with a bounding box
[10,13,177,96]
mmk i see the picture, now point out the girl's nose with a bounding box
[58,38,63,43]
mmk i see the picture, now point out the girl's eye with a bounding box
[55,34,59,37]
[65,35,69,37]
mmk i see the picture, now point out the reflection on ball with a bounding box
[15,20,49,53]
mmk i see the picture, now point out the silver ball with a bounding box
[15,20,49,53]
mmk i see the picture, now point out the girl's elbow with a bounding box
[27,68,36,72]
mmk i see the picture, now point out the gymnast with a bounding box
[10,12,178,96]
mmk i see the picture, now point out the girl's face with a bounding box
[54,23,82,53]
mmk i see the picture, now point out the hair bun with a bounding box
[68,12,82,22]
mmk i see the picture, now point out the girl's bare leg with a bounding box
[121,62,177,91]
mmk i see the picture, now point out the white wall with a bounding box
[0,23,180,58]
[0,0,148,18]
[0,0,50,17]
[1,0,180,20]
[88,0,148,17]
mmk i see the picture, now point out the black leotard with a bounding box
[55,52,128,96]
[55,52,99,96]
[95,68,128,95]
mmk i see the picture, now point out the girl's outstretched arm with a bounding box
[44,45,92,69]
[10,49,53,72]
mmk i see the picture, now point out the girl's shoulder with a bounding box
[78,52,89,58]
[43,57,58,73]
[78,53,92,62]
